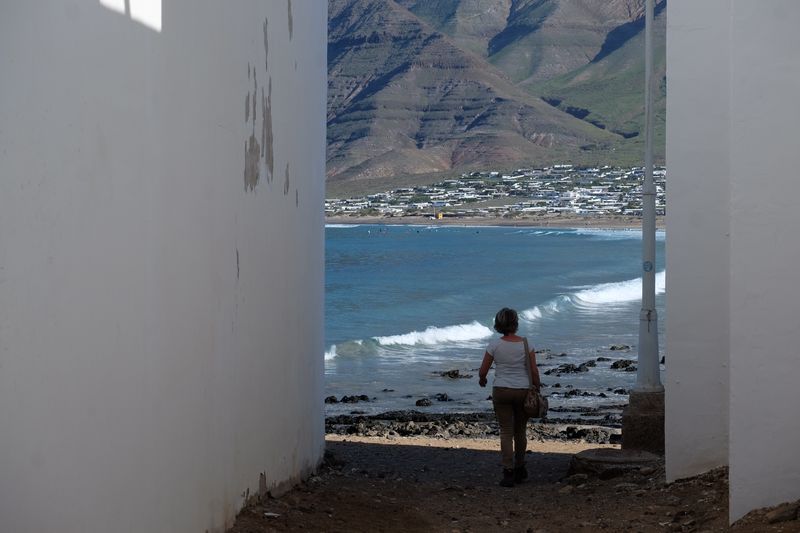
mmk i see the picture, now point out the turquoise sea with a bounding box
[325,224,666,415]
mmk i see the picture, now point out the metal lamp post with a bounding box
[637,0,663,393]
[622,0,665,453]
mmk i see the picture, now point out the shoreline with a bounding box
[325,407,624,445]
[326,214,665,230]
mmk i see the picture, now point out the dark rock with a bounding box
[766,503,800,524]
[435,369,473,379]
[613,388,628,395]
[598,393,607,398]
[486,395,493,401]
[562,426,616,444]
[596,357,612,362]
[341,394,370,403]
[324,395,339,404]
[382,388,395,392]
[582,360,597,367]
[660,356,666,365]
[347,422,367,434]
[599,467,627,480]
[350,410,367,415]
[610,344,631,351]
[552,383,561,388]
[434,393,450,402]
[415,398,432,407]
[544,363,589,376]
[611,359,636,370]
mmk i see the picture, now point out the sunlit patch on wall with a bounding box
[99,0,162,32]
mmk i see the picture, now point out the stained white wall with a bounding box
[665,0,731,481]
[0,2,327,532]
[667,0,800,522]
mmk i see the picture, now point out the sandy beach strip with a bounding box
[326,432,618,454]
[326,214,665,230]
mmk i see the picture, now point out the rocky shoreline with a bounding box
[325,408,623,445]
[324,345,650,418]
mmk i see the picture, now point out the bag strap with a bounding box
[522,337,534,389]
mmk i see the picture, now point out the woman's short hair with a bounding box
[493,308,519,335]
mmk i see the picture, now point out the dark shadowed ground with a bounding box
[228,435,800,532]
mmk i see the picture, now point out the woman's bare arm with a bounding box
[528,348,542,389]
[478,352,493,387]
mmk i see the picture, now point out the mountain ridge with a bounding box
[327,0,666,193]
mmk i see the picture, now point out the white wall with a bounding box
[667,0,800,522]
[0,2,327,532]
[727,1,800,521]
[665,0,731,481]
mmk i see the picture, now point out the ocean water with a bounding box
[325,224,666,415]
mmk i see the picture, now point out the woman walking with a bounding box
[478,307,542,487]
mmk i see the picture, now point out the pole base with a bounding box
[622,389,665,454]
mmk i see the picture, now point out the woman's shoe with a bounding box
[513,465,528,483]
[499,468,515,487]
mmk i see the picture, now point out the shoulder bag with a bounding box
[522,337,548,418]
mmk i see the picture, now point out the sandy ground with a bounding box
[228,435,800,532]
[325,214,665,230]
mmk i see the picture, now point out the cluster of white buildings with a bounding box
[326,165,666,219]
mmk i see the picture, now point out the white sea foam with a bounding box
[325,224,361,229]
[520,296,569,321]
[324,345,338,360]
[374,321,494,346]
[510,229,573,237]
[573,271,666,306]
[325,339,369,359]
[574,228,666,241]
[520,273,666,318]
[521,307,543,320]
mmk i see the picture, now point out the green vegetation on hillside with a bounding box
[327,0,666,192]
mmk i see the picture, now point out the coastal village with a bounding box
[326,165,666,220]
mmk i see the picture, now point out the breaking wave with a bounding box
[520,271,666,319]
[574,228,666,241]
[374,321,494,346]
[520,298,569,321]
[573,271,666,306]
[327,272,665,360]
[324,345,337,360]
